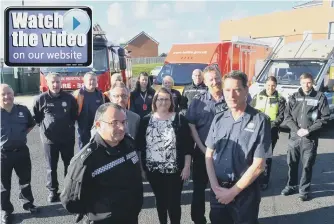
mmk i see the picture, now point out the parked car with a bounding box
[150,66,163,77]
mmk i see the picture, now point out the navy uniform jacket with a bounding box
[180,82,207,113]
[33,90,78,144]
[206,105,272,183]
[285,87,330,138]
[130,88,155,118]
[1,104,35,149]
[186,91,226,146]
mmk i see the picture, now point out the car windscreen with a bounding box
[156,63,207,85]
[257,60,325,85]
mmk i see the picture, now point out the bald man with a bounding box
[72,72,105,149]
[1,84,38,223]
[180,69,207,115]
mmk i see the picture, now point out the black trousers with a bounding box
[286,136,318,194]
[147,171,183,224]
[191,150,209,224]
[1,146,34,213]
[78,128,91,150]
[86,215,139,224]
[209,183,261,224]
[259,128,279,185]
[43,142,74,193]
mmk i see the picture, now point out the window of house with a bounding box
[303,31,312,40]
[331,0,334,7]
[329,22,334,40]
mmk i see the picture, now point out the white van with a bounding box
[249,39,334,121]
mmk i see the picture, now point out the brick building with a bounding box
[219,0,334,46]
[123,31,159,58]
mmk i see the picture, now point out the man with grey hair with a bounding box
[61,102,143,224]
[1,84,38,223]
[180,69,207,114]
[91,81,140,141]
[72,72,105,150]
[186,65,226,224]
[33,73,78,203]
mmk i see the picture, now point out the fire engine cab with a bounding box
[39,24,132,93]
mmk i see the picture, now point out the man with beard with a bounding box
[281,72,330,201]
[186,65,226,224]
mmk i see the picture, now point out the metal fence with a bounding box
[131,57,166,65]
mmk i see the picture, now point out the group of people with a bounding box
[0,64,330,224]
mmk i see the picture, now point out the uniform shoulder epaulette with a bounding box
[70,142,97,164]
[123,134,135,150]
[193,92,205,99]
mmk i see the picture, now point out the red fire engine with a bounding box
[39,24,132,93]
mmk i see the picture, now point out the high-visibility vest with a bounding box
[254,94,280,121]
[73,88,105,115]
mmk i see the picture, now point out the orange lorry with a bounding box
[154,37,272,93]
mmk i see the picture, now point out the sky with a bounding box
[1,0,310,55]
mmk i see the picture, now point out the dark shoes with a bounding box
[1,211,12,224]
[48,192,60,203]
[23,204,39,214]
[281,187,310,201]
[281,187,298,196]
[298,194,310,201]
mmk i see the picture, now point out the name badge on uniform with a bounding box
[96,100,101,103]
[244,122,255,132]
[18,112,24,118]
[62,101,67,112]
[306,99,318,106]
[148,95,152,99]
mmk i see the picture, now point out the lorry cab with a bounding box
[249,39,334,121]
[154,43,220,94]
[154,38,271,94]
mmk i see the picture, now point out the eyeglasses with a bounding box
[111,94,128,100]
[156,98,170,102]
[100,120,128,127]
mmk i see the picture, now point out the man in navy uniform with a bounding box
[1,84,38,224]
[33,73,78,203]
[186,65,226,224]
[281,73,330,201]
[180,69,207,114]
[205,71,271,224]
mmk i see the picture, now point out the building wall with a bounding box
[125,34,159,58]
[220,0,334,43]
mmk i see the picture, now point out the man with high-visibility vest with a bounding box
[72,72,105,150]
[250,76,286,191]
